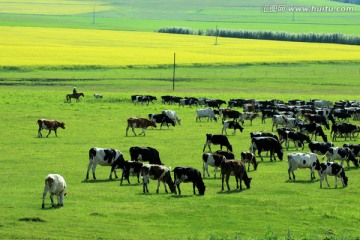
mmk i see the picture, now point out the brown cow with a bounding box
[140,164,176,194]
[241,151,258,171]
[221,160,252,191]
[126,117,157,136]
[37,119,65,138]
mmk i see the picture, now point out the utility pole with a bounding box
[172,53,176,91]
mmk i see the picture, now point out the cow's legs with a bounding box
[42,189,47,208]
[131,126,137,136]
[334,176,338,188]
[86,162,93,180]
[214,166,218,178]
[46,130,52,137]
[193,182,196,195]
[203,142,211,152]
[139,128,146,136]
[50,194,55,208]
[92,163,97,180]
[225,174,231,191]
[221,173,225,191]
[257,151,264,161]
[288,168,295,180]
[203,164,210,178]
[38,128,42,138]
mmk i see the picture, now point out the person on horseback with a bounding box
[73,87,78,97]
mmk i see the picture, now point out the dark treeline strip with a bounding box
[157,27,360,45]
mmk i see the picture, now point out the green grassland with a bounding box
[0,0,360,35]
[1,63,360,239]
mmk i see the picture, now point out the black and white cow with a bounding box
[299,122,328,142]
[129,146,162,165]
[305,114,330,130]
[42,174,67,209]
[343,143,360,157]
[148,113,175,129]
[323,147,359,168]
[221,120,244,135]
[319,162,348,188]
[203,134,233,152]
[202,153,226,178]
[250,137,283,161]
[140,164,176,194]
[220,109,240,121]
[331,123,360,141]
[173,166,206,195]
[285,131,311,151]
[240,151,258,171]
[196,108,217,122]
[272,115,286,131]
[287,152,320,180]
[308,141,334,155]
[250,131,279,142]
[86,147,125,180]
[162,110,181,125]
[238,112,259,126]
[118,160,144,185]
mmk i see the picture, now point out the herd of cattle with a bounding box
[39,95,360,208]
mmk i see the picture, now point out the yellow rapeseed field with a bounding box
[1,26,360,67]
[0,0,111,15]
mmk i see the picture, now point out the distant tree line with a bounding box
[157,27,360,45]
[332,0,360,4]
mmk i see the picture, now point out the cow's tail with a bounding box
[89,148,96,162]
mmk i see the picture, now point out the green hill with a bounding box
[0,0,359,35]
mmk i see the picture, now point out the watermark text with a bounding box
[262,5,354,13]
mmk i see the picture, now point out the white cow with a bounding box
[42,174,67,208]
[287,152,320,180]
[196,108,217,122]
[162,110,181,125]
[86,147,125,180]
[271,115,286,131]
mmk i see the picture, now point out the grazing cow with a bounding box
[250,131,279,142]
[134,95,150,106]
[305,114,330,130]
[196,108,217,122]
[140,164,176,194]
[240,151,258,171]
[221,160,252,191]
[205,100,220,109]
[173,166,206,195]
[287,152,320,180]
[221,109,241,120]
[331,123,360,141]
[250,137,283,161]
[308,141,334,155]
[118,160,143,185]
[129,146,162,165]
[202,153,226,178]
[203,134,233,152]
[215,150,235,159]
[42,174,67,209]
[323,147,359,168]
[261,109,278,123]
[222,120,244,135]
[37,119,65,138]
[86,147,125,180]
[319,162,348,188]
[299,122,328,142]
[162,110,181,125]
[343,143,360,157]
[285,131,311,151]
[272,115,286,131]
[126,117,157,136]
[238,112,259,126]
[148,113,175,129]
[93,93,103,99]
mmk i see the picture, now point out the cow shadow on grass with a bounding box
[171,194,195,199]
[217,188,249,194]
[285,179,319,184]
[81,179,117,184]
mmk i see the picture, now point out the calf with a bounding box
[42,174,67,209]
[129,146,162,165]
[126,117,157,136]
[173,166,206,195]
[323,147,359,168]
[140,164,176,194]
[86,147,125,180]
[203,134,233,152]
[202,153,226,178]
[287,152,320,180]
[308,141,334,155]
[222,120,244,135]
[118,160,143,185]
[250,137,283,161]
[319,162,348,188]
[37,119,65,138]
[221,160,252,191]
[240,151,258,171]
[196,108,217,122]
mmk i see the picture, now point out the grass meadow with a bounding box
[1,63,360,239]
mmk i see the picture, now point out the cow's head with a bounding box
[58,122,65,129]
[244,177,252,189]
[149,121,157,128]
[197,182,206,195]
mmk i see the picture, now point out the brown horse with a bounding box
[66,92,84,102]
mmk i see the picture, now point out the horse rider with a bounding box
[73,87,78,97]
